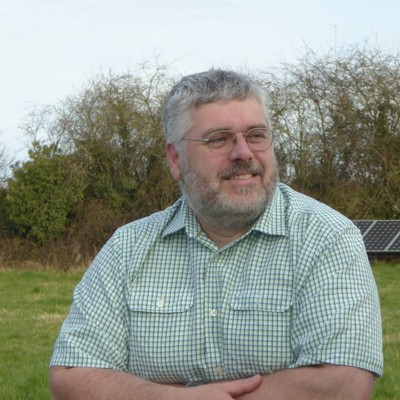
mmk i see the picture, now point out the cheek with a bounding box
[258,152,276,170]
[190,155,222,177]
[262,156,278,183]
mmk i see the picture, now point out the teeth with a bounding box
[230,174,253,180]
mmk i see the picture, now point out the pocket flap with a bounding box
[230,289,292,312]
[128,290,193,313]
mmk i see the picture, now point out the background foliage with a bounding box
[7,142,86,242]
[264,46,400,218]
[0,47,399,269]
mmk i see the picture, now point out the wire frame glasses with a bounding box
[182,127,273,154]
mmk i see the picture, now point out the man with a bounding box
[50,69,383,399]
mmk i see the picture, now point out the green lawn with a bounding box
[0,269,83,400]
[0,263,399,399]
[372,263,400,399]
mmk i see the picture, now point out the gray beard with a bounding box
[179,160,279,231]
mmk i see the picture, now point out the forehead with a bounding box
[187,97,266,133]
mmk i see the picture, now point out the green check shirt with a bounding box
[51,183,383,384]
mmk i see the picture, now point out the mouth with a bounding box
[228,173,255,180]
[219,162,264,182]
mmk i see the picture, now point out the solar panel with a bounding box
[388,234,400,251]
[353,220,374,234]
[354,220,400,253]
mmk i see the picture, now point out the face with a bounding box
[167,97,278,231]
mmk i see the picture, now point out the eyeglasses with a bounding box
[182,127,273,154]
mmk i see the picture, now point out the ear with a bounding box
[166,142,181,181]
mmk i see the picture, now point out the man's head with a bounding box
[163,69,271,145]
[164,69,278,232]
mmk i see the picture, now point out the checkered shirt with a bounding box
[50,183,384,383]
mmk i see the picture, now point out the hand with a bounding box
[174,375,262,400]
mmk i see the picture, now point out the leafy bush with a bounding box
[6,142,86,243]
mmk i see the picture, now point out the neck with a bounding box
[197,218,251,248]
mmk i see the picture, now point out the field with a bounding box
[0,269,83,400]
[0,263,399,399]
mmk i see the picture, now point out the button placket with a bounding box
[210,308,218,317]
[203,251,224,380]
[214,366,224,375]
[156,299,165,309]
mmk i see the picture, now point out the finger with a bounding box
[223,375,262,397]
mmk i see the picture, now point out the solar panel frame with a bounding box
[353,220,400,253]
[388,231,400,251]
[353,220,374,235]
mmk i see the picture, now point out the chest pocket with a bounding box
[127,289,194,382]
[229,288,292,312]
[128,289,193,313]
[224,287,293,373]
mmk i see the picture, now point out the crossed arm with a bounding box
[50,363,375,400]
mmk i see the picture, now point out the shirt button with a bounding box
[215,366,224,374]
[156,300,165,308]
[210,309,218,317]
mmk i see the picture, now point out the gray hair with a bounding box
[162,69,271,145]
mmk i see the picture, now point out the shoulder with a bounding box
[89,199,184,267]
[275,185,369,287]
[276,183,364,259]
[277,183,354,234]
[86,199,183,278]
[112,198,183,244]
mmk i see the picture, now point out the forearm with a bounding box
[50,366,174,400]
[49,366,262,400]
[237,365,375,400]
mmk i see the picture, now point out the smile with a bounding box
[219,162,264,181]
[228,174,254,180]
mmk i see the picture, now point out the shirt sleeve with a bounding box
[289,224,384,376]
[50,231,129,371]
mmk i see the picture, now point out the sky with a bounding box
[1,0,400,161]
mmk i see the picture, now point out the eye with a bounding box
[208,132,232,146]
[246,128,268,142]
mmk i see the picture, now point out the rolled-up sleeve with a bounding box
[290,226,383,376]
[50,232,129,371]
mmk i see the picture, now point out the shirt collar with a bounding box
[162,197,200,238]
[162,184,287,239]
[250,184,287,237]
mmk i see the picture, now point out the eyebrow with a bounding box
[201,124,268,138]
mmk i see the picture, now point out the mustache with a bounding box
[218,161,265,179]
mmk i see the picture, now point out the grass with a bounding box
[0,263,399,399]
[372,263,400,399]
[0,269,83,400]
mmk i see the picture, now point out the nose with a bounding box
[228,133,253,161]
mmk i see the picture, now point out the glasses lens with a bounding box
[207,131,234,153]
[246,128,271,150]
[207,128,273,154]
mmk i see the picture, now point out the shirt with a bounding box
[50,183,384,384]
